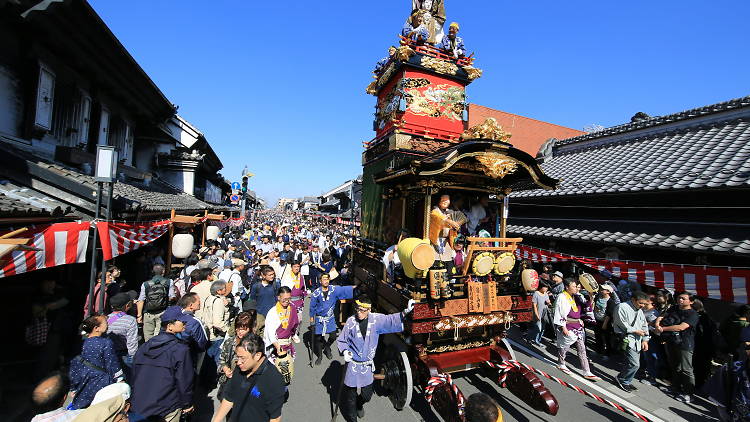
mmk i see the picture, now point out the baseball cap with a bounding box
[109,292,136,309]
[224,259,233,268]
[161,306,191,325]
[232,258,247,267]
[600,284,614,293]
[552,271,564,279]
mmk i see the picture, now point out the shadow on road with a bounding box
[583,402,635,421]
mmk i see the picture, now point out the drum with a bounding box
[579,273,600,293]
[397,237,436,278]
[521,269,539,291]
[472,252,495,276]
[494,252,516,275]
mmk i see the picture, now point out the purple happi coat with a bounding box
[337,312,403,388]
[264,303,300,360]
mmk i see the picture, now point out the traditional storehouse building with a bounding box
[508,95,750,269]
[0,0,229,222]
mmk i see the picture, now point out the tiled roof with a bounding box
[34,160,212,212]
[556,95,750,147]
[0,180,74,217]
[513,106,750,198]
[1,144,215,214]
[508,224,750,256]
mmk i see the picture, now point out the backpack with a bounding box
[144,278,169,313]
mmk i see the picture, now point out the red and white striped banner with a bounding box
[515,245,750,304]
[213,217,245,229]
[97,219,171,261]
[0,222,91,278]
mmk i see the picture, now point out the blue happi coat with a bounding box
[309,285,355,335]
[337,312,403,388]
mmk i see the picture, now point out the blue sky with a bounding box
[89,0,750,206]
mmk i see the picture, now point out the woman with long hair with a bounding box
[69,314,123,409]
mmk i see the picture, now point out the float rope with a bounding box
[485,360,652,422]
[424,373,466,417]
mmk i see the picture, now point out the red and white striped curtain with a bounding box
[213,217,245,230]
[96,219,171,261]
[515,245,750,304]
[0,222,91,278]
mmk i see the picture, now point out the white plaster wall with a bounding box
[182,170,195,195]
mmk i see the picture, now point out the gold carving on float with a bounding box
[461,117,512,142]
[426,339,492,353]
[366,81,378,95]
[396,45,417,61]
[476,152,518,179]
[463,65,483,81]
[420,56,459,75]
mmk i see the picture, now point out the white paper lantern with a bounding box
[206,226,220,240]
[172,233,194,258]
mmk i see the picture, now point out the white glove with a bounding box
[344,350,353,363]
[405,299,415,314]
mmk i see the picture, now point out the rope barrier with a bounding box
[424,373,467,417]
[485,360,652,422]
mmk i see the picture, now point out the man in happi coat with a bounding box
[337,295,414,422]
[263,286,300,386]
[438,22,466,59]
[309,273,356,365]
[281,261,307,333]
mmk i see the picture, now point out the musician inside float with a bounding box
[382,229,409,284]
[467,195,491,235]
[429,194,465,276]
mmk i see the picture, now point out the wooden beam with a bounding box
[0,227,29,239]
[201,210,208,247]
[166,209,175,272]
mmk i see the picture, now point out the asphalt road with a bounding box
[196,303,719,422]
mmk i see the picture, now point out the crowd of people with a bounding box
[20,209,749,422]
[524,263,750,418]
[25,214,427,422]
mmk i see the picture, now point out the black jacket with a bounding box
[131,332,194,417]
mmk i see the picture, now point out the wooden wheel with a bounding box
[381,346,413,410]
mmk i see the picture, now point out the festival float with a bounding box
[352,2,561,421]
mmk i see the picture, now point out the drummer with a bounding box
[429,194,463,272]
[337,295,414,422]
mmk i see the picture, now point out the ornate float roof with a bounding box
[373,139,559,193]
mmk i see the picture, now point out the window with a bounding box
[34,64,55,130]
[50,85,90,147]
[97,106,109,146]
[108,116,133,165]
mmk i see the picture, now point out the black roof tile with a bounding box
[514,98,750,198]
[508,224,750,257]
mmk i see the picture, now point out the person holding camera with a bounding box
[655,291,700,403]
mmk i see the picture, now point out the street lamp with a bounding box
[94,145,118,182]
[87,145,118,315]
